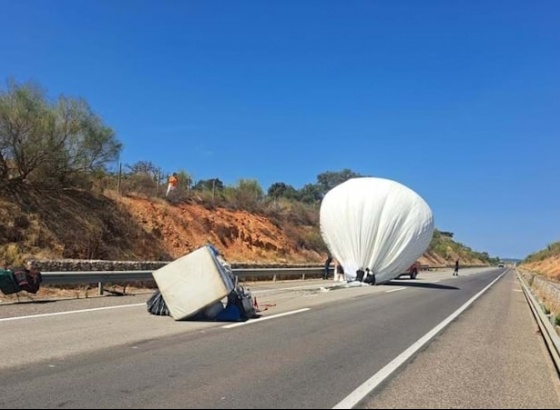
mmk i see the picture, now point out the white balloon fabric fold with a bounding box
[320,177,434,284]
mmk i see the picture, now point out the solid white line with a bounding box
[252,284,332,294]
[385,287,406,294]
[222,308,311,329]
[333,271,507,409]
[0,303,146,323]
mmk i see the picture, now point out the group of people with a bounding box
[323,255,345,281]
[324,255,461,281]
[323,257,375,284]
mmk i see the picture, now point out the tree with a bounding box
[298,183,323,204]
[0,80,122,187]
[233,179,264,209]
[0,81,50,183]
[127,161,162,179]
[316,169,364,195]
[267,182,298,200]
[193,178,224,192]
[176,170,193,190]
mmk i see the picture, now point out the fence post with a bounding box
[117,163,123,195]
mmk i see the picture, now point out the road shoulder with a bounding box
[361,270,560,409]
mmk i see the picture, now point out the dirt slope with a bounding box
[0,188,487,267]
[0,188,322,265]
[522,257,560,281]
[115,194,322,264]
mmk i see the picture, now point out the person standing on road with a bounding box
[335,262,345,282]
[454,259,460,276]
[323,254,333,280]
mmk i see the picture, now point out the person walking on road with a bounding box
[453,259,460,276]
[323,254,333,280]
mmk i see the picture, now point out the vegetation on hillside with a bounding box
[428,230,500,265]
[0,80,121,190]
[524,242,560,263]
[0,80,499,266]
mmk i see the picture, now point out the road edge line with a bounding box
[333,270,508,409]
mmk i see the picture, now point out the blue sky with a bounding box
[1,1,558,259]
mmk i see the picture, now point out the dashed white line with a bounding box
[251,284,335,295]
[222,308,311,329]
[333,271,507,409]
[385,287,406,294]
[0,303,145,322]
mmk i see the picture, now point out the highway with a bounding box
[0,268,558,409]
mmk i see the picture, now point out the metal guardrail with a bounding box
[516,270,560,374]
[41,267,331,286]
[40,265,489,286]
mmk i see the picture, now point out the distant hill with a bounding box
[500,258,522,264]
[425,229,499,267]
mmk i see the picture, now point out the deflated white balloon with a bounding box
[320,177,434,283]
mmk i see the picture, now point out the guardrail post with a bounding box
[98,282,104,296]
[302,273,306,280]
[273,274,277,282]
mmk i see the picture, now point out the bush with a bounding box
[304,230,328,253]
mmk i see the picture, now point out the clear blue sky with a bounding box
[1,1,558,259]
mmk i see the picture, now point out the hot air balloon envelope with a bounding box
[320,177,434,284]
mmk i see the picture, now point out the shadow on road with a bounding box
[13,299,59,305]
[383,281,460,290]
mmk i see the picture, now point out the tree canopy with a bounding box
[0,80,121,187]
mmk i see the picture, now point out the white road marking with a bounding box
[0,303,145,323]
[222,308,311,329]
[385,287,406,293]
[252,284,334,294]
[333,271,508,409]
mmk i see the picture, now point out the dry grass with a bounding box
[0,187,171,265]
[0,187,324,266]
[1,186,492,270]
[522,256,560,281]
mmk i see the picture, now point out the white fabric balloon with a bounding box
[320,177,434,283]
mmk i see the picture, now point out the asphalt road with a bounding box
[0,268,557,409]
[359,270,560,409]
